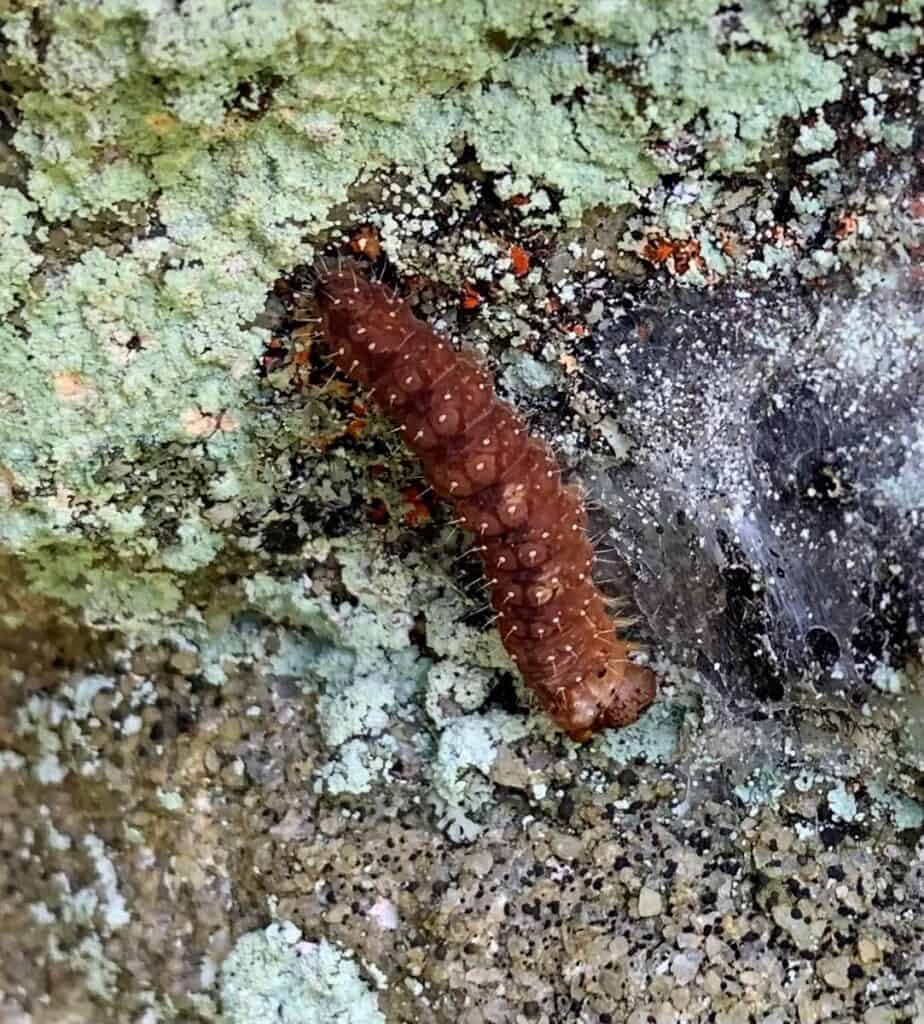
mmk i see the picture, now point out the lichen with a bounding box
[598,700,686,766]
[424,661,495,728]
[827,782,859,823]
[867,781,924,831]
[318,736,399,796]
[220,922,385,1024]
[0,187,43,316]
[431,711,530,841]
[460,7,842,221]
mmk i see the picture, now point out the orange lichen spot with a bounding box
[321,379,353,401]
[180,408,239,437]
[642,237,675,264]
[53,372,92,404]
[559,352,580,375]
[510,244,530,277]
[461,281,484,310]
[834,210,858,240]
[144,111,178,134]
[350,225,382,260]
[304,432,339,452]
[718,230,744,260]
[345,415,367,440]
[401,485,432,527]
[643,236,702,275]
[671,240,702,276]
[180,408,219,437]
[508,193,530,206]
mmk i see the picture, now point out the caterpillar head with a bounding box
[547,656,657,742]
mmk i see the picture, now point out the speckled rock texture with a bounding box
[1,1,923,1022]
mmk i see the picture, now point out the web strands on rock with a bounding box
[315,264,656,741]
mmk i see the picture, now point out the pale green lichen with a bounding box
[0,187,43,316]
[220,921,384,1024]
[826,781,859,823]
[867,781,924,831]
[66,935,122,1002]
[318,736,399,796]
[4,2,566,221]
[431,711,530,841]
[317,651,422,748]
[164,547,509,804]
[871,663,906,695]
[795,116,837,156]
[236,555,453,795]
[159,515,224,573]
[80,834,131,933]
[460,5,842,220]
[21,820,130,1001]
[424,661,495,729]
[424,594,512,670]
[598,700,686,766]
[15,677,126,784]
[156,789,185,812]
[500,350,560,394]
[2,240,265,490]
[868,0,924,56]
[733,764,789,810]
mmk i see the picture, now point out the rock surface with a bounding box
[0,2,922,1022]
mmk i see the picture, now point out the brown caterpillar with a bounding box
[314,263,656,741]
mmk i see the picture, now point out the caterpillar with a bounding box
[314,262,656,741]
